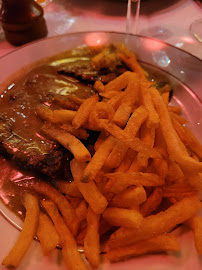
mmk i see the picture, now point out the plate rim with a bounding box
[0,31,201,62]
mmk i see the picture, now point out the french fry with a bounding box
[67,95,84,105]
[55,180,82,198]
[41,200,87,270]
[94,80,105,93]
[168,105,182,114]
[113,73,140,127]
[110,186,147,208]
[88,102,115,130]
[104,71,132,92]
[185,216,202,254]
[105,172,164,194]
[166,160,184,183]
[140,188,163,217]
[65,195,82,209]
[81,136,116,183]
[37,212,60,256]
[106,234,180,262]
[72,94,99,128]
[60,123,89,140]
[75,200,88,222]
[169,111,188,125]
[30,181,80,236]
[107,195,201,248]
[2,193,39,267]
[152,158,168,179]
[104,123,161,159]
[53,109,77,123]
[172,117,202,159]
[41,124,91,162]
[136,124,155,171]
[53,96,80,110]
[71,159,108,214]
[162,92,170,106]
[140,84,159,128]
[94,131,108,151]
[84,207,100,268]
[115,148,137,173]
[103,207,143,228]
[151,87,202,173]
[36,104,54,122]
[100,90,121,99]
[107,91,125,110]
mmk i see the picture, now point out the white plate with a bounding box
[0,32,202,270]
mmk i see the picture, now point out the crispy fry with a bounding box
[94,131,108,151]
[41,200,87,270]
[36,104,54,122]
[140,84,159,128]
[103,207,143,228]
[88,102,115,130]
[110,186,146,208]
[106,234,179,262]
[2,193,39,267]
[60,123,89,140]
[37,212,60,256]
[81,136,116,183]
[151,87,202,173]
[71,159,108,214]
[75,200,88,222]
[104,123,161,159]
[169,111,188,125]
[30,181,80,236]
[55,180,82,198]
[53,96,80,110]
[108,195,201,248]
[115,148,136,173]
[41,124,91,162]
[72,94,99,128]
[94,80,105,93]
[53,109,77,123]
[172,117,202,159]
[168,105,182,114]
[105,172,164,194]
[185,216,202,254]
[107,92,125,110]
[140,188,163,217]
[104,71,132,92]
[84,207,100,268]
[162,92,170,107]
[113,73,140,127]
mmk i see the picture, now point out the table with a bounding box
[0,0,201,59]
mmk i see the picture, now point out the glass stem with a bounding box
[126,0,141,35]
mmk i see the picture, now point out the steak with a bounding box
[0,63,94,178]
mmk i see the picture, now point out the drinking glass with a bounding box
[126,0,141,34]
[190,19,202,43]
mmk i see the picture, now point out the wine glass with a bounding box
[190,19,202,43]
[126,0,141,35]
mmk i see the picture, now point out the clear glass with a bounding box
[190,19,202,42]
[126,0,141,34]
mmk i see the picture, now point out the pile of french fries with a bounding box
[2,43,202,269]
